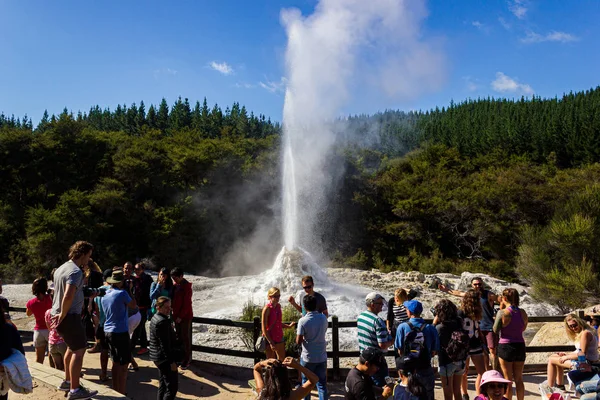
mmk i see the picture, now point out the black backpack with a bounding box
[446,328,470,362]
[402,322,430,368]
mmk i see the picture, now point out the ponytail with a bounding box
[407,373,427,399]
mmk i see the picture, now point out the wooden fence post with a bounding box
[253,316,261,364]
[332,315,340,381]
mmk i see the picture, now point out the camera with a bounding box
[384,376,396,386]
[83,286,107,298]
[430,307,437,317]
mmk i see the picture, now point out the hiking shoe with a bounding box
[68,386,98,400]
[58,380,70,391]
[87,344,101,354]
[137,347,149,355]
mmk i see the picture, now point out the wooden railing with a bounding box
[9,307,586,379]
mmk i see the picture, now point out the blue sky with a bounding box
[1,0,598,123]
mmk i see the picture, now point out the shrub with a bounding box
[238,300,301,356]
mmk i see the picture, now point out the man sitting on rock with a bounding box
[439,276,499,371]
[289,275,329,317]
[395,299,439,400]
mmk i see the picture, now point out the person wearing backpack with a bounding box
[433,299,468,400]
[458,290,488,399]
[395,300,439,400]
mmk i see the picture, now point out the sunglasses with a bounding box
[303,285,313,290]
[472,283,482,287]
[271,295,280,298]
[568,323,579,329]
[486,383,506,390]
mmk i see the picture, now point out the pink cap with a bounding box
[480,370,512,387]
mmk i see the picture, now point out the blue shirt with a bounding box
[395,317,440,356]
[94,284,111,326]
[101,288,132,334]
[297,311,328,363]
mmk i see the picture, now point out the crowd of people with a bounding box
[3,243,600,400]
[253,275,600,400]
[0,241,193,400]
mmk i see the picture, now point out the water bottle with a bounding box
[578,349,587,364]
[578,349,587,370]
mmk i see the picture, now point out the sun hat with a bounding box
[480,370,512,388]
[403,300,424,315]
[106,269,125,284]
[361,347,385,367]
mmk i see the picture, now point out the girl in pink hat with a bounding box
[475,370,513,400]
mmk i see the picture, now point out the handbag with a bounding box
[255,309,278,352]
[255,336,267,352]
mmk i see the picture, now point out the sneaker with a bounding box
[540,381,554,399]
[180,363,189,370]
[462,394,470,400]
[554,385,566,391]
[137,347,149,355]
[68,386,98,400]
[58,380,70,391]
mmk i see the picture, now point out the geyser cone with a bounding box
[262,246,329,293]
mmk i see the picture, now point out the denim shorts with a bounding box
[438,361,466,377]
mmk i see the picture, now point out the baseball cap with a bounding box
[403,300,423,315]
[361,347,385,367]
[365,292,385,304]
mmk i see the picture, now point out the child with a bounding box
[44,308,66,370]
[393,358,427,400]
[475,370,512,400]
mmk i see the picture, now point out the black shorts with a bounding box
[498,342,526,362]
[105,332,131,365]
[96,324,108,350]
[56,314,87,352]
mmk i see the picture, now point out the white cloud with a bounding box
[462,76,479,92]
[520,30,579,44]
[508,0,527,19]
[471,20,490,34]
[259,77,287,93]
[153,68,178,79]
[491,72,533,95]
[498,17,511,30]
[234,82,256,89]
[209,61,234,75]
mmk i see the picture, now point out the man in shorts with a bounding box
[101,268,137,395]
[288,275,329,317]
[439,277,500,371]
[51,241,98,400]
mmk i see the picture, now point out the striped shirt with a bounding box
[357,310,390,352]
[393,304,409,324]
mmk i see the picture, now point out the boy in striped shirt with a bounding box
[357,292,393,387]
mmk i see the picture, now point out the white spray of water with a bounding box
[280,0,445,252]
